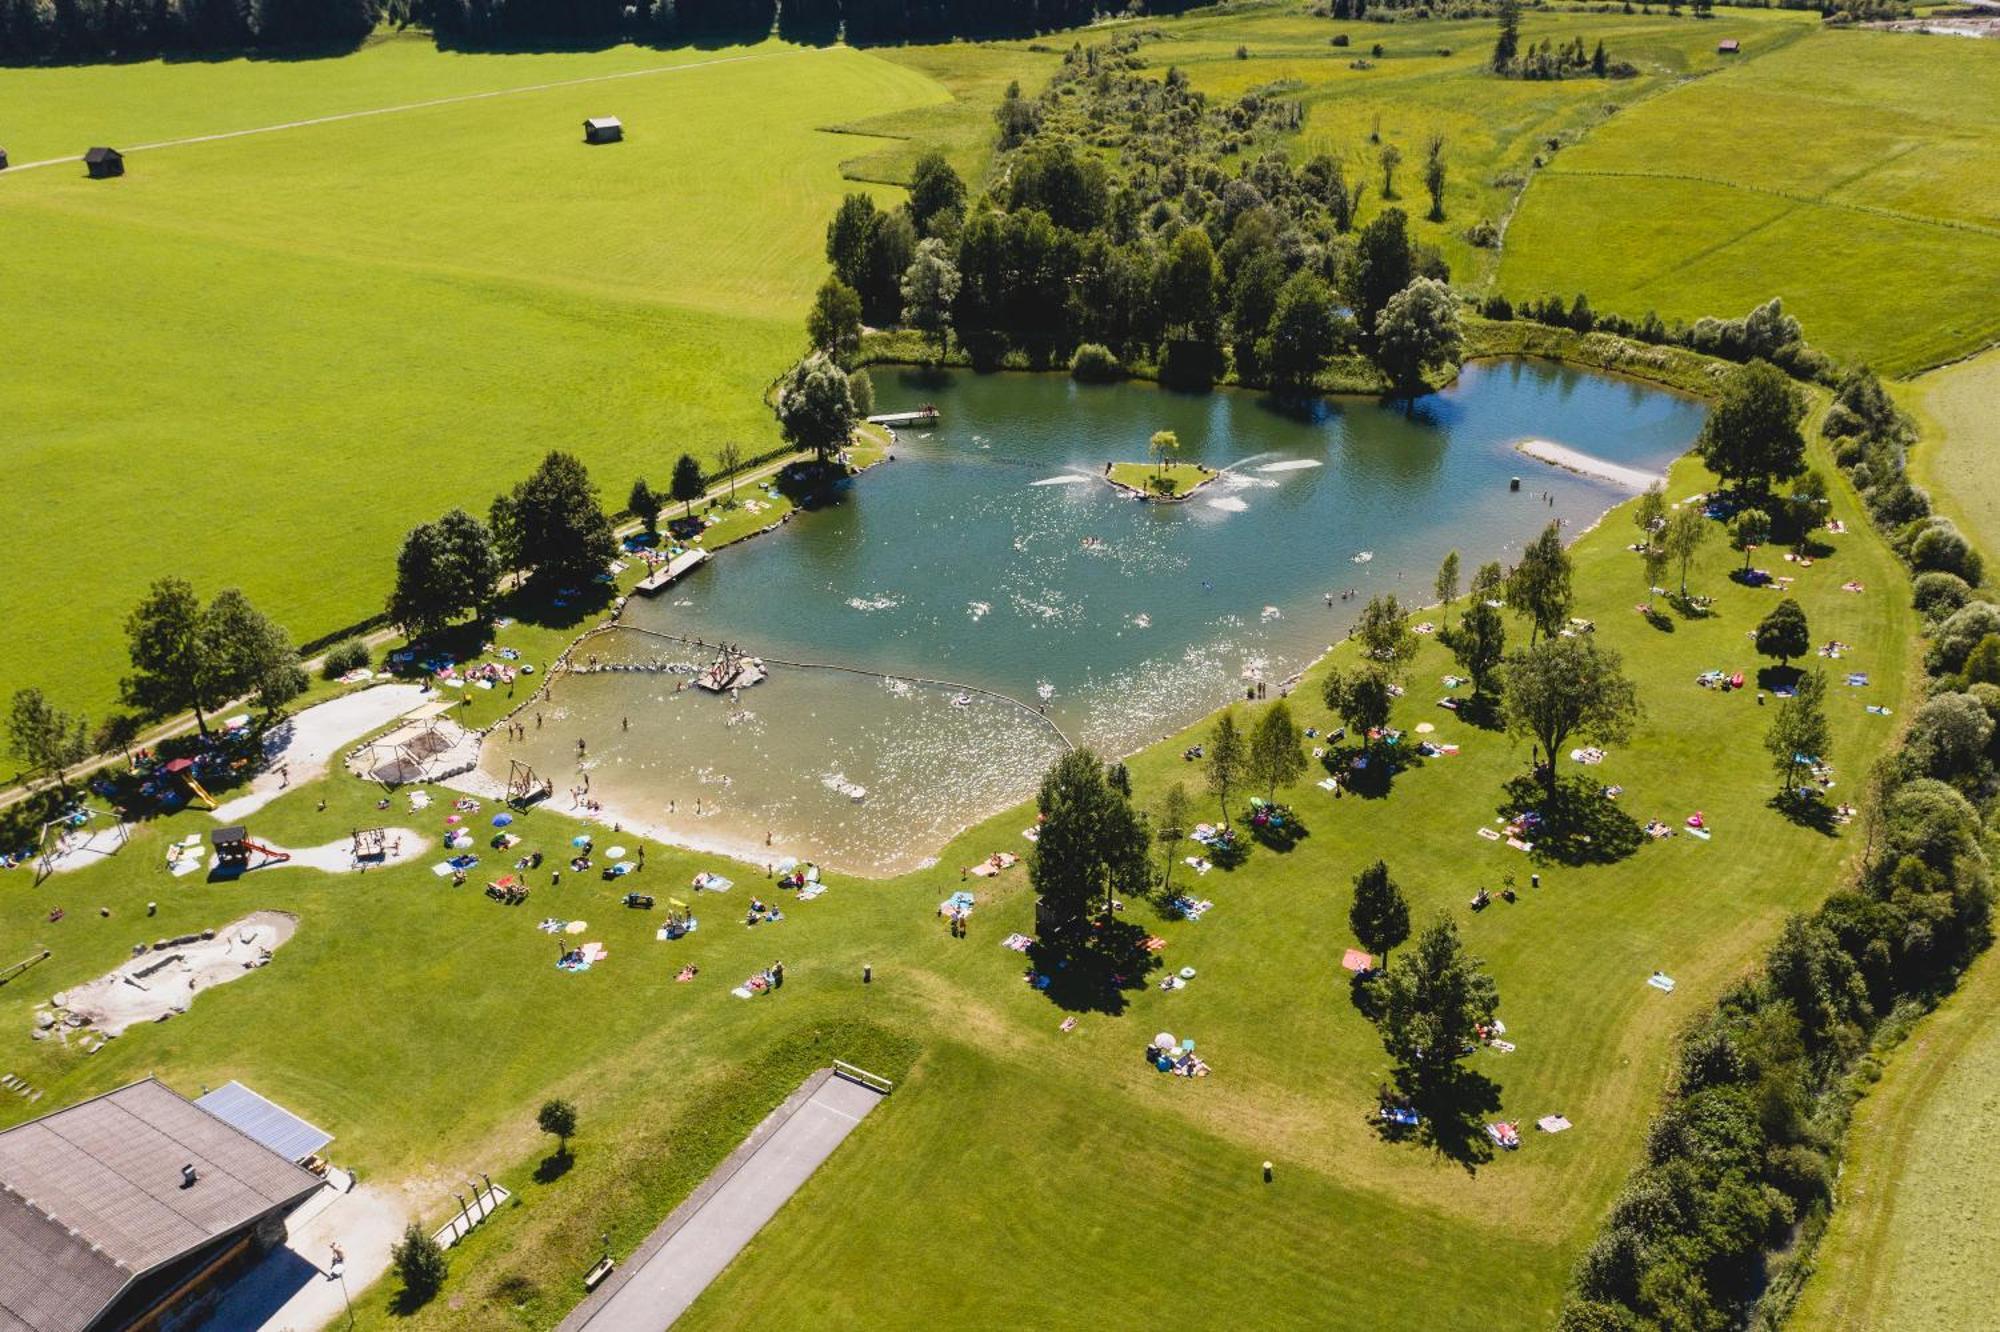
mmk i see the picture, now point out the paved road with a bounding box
[572,1073,884,1331]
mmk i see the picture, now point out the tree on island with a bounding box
[7,688,89,795]
[389,509,500,640]
[1249,699,1307,801]
[1155,781,1193,895]
[671,453,705,519]
[806,278,862,359]
[1756,598,1811,669]
[1204,710,1246,826]
[1028,748,1150,936]
[1374,277,1461,397]
[1501,636,1641,795]
[537,1098,578,1158]
[1350,859,1411,968]
[776,353,860,467]
[490,452,617,590]
[1508,521,1574,644]
[1731,507,1771,572]
[1663,505,1710,599]
[123,578,304,733]
[628,478,660,537]
[1378,911,1499,1097]
[1697,360,1807,494]
[1765,669,1830,797]
[1435,550,1461,607]
[900,237,960,363]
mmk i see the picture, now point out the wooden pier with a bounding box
[634,547,710,596]
[865,406,940,428]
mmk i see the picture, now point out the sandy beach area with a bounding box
[1515,438,1662,490]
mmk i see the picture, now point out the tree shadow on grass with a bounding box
[532,1149,573,1185]
[1025,916,1161,1016]
[1248,812,1308,853]
[1373,1064,1504,1174]
[388,1282,440,1318]
[1640,605,1676,633]
[1321,746,1403,798]
[1756,664,1804,692]
[1451,694,1506,731]
[1501,772,1644,867]
[1770,789,1840,837]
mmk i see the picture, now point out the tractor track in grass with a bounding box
[0,45,825,174]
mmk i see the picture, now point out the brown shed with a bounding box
[83,145,123,178]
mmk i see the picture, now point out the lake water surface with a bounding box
[485,360,1705,874]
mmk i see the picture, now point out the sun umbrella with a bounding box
[1415,722,1436,734]
[571,835,592,848]
[1154,1032,1176,1050]
[565,920,588,935]
[492,813,514,827]
[606,846,626,860]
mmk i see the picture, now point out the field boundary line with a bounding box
[0,44,829,174]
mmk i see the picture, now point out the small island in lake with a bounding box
[1104,460,1217,502]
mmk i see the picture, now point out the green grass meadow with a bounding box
[1790,942,2000,1329]
[1500,29,2000,376]
[0,36,949,718]
[0,419,1919,1329]
[1908,348,2000,575]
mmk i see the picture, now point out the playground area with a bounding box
[43,909,297,1037]
[346,700,480,787]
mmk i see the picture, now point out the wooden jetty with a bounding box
[634,547,710,596]
[865,406,941,428]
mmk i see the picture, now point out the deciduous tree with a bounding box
[1756,598,1811,668]
[1508,521,1573,644]
[1204,710,1246,826]
[1374,277,1461,395]
[1765,669,1830,795]
[1249,699,1307,800]
[900,237,961,362]
[490,452,617,589]
[776,353,860,466]
[671,453,705,519]
[1435,550,1461,606]
[806,278,863,358]
[7,688,89,794]
[1501,636,1642,794]
[1349,859,1411,967]
[1378,911,1499,1095]
[1697,360,1807,493]
[1029,748,1151,933]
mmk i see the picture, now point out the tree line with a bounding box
[2,0,1206,65]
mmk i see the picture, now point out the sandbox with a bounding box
[47,910,297,1038]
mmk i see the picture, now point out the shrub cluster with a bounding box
[1483,294,1835,382]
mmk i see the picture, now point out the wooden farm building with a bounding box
[83,146,123,178]
[583,116,624,144]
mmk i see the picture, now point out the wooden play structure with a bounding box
[35,805,128,885]
[349,701,475,787]
[211,826,290,871]
[352,828,388,861]
[162,757,216,809]
[507,758,554,807]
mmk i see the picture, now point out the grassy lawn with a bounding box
[1107,460,1214,498]
[1907,348,2000,578]
[0,36,946,720]
[1789,946,2000,1329]
[0,408,1919,1329]
[1137,5,1815,288]
[1499,28,2000,375]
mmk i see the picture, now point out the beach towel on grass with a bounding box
[1537,1116,1572,1134]
[1341,948,1374,973]
[1478,827,1502,842]
[1648,973,1676,993]
[1001,933,1032,952]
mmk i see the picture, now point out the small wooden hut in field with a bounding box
[84,146,123,178]
[0,148,9,171]
[1716,39,1740,54]
[583,117,624,145]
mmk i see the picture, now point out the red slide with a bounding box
[242,841,292,864]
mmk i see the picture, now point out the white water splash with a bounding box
[967,600,991,621]
[1261,605,1283,622]
[1030,474,1093,487]
[1257,459,1324,473]
[1208,496,1249,513]
[1131,612,1152,628]
[845,593,902,612]
[1352,550,1374,563]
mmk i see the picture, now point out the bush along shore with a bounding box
[1560,365,1996,1331]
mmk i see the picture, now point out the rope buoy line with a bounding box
[552,622,1077,753]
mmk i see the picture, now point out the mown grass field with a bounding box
[1501,28,2000,376]
[0,416,1917,1329]
[0,34,952,719]
[1789,944,2000,1329]
[1908,348,2000,575]
[1128,5,1816,288]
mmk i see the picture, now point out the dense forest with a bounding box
[823,32,1456,392]
[0,0,1205,64]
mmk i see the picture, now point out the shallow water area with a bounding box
[486,359,1704,874]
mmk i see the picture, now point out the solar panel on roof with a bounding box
[193,1082,332,1163]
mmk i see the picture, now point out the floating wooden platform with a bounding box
[866,407,941,427]
[635,548,710,596]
